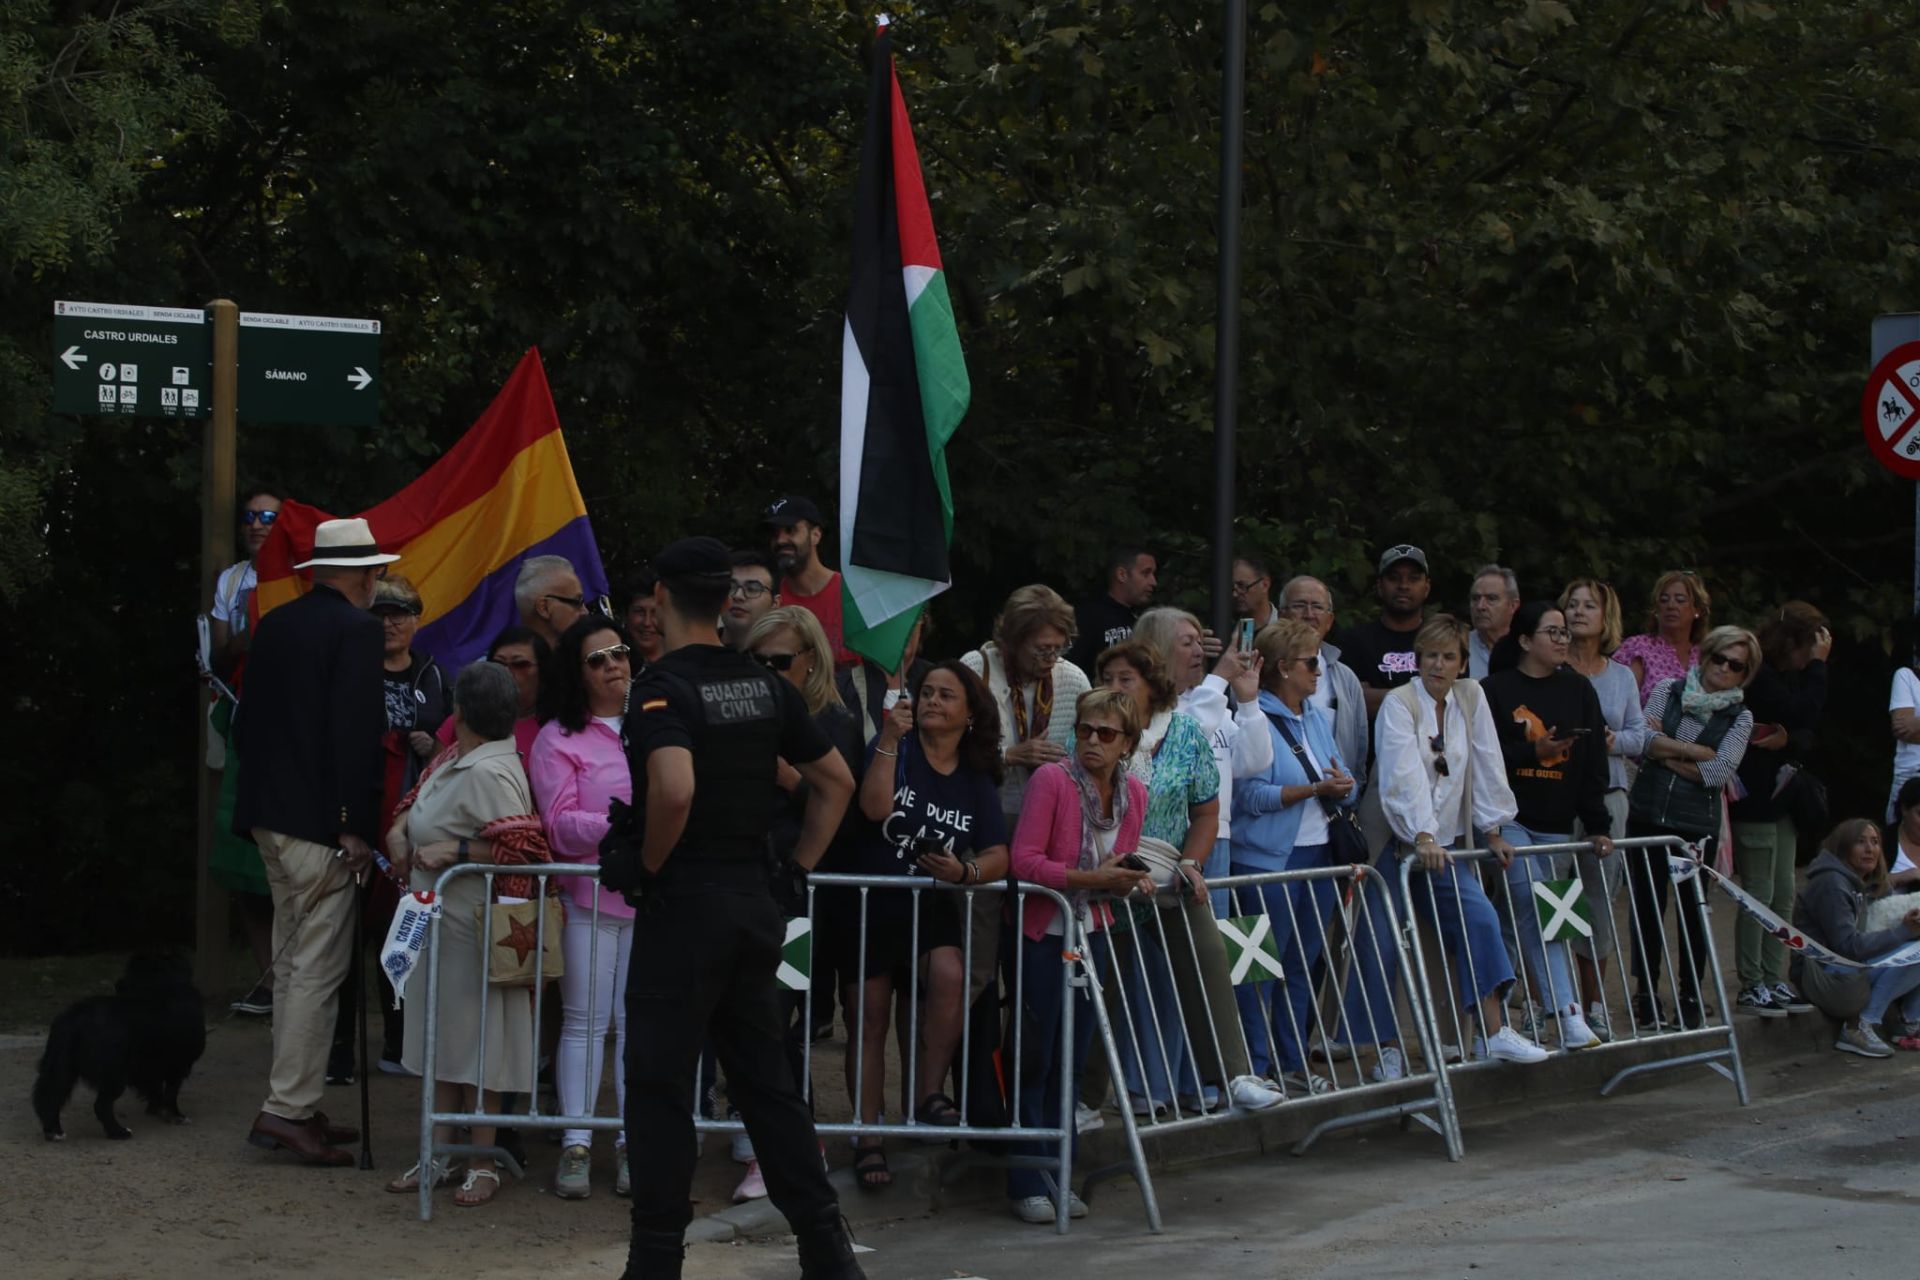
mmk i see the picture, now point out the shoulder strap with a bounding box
[1659,678,1686,736]
[1263,711,1322,785]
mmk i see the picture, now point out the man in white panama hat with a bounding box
[233,517,400,1165]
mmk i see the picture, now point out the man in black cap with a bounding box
[762,495,857,669]
[605,536,861,1280]
[1336,543,1433,722]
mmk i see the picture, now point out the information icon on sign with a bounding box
[181,388,200,410]
[172,367,189,386]
[98,362,116,381]
[119,363,137,383]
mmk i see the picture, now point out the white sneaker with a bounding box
[1558,1008,1601,1050]
[1068,1191,1089,1218]
[731,1158,767,1202]
[1478,1025,1550,1064]
[1586,1002,1614,1043]
[1227,1075,1285,1111]
[553,1144,591,1199]
[730,1131,755,1164]
[1282,1071,1335,1096]
[1309,1042,1354,1063]
[1074,1103,1105,1134]
[1012,1193,1087,1223]
[1370,1046,1405,1082]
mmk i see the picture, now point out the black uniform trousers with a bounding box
[624,870,838,1239]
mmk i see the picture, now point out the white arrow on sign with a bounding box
[60,345,86,371]
[347,366,373,391]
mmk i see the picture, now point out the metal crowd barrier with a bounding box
[1076,863,1464,1181]
[413,864,1161,1232]
[1390,836,1748,1131]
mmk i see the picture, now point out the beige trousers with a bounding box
[253,829,357,1121]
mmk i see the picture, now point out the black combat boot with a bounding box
[796,1217,867,1280]
[620,1229,687,1280]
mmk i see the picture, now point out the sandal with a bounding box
[852,1144,892,1192]
[453,1165,502,1207]
[385,1157,455,1194]
[915,1092,963,1127]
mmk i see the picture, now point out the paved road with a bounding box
[684,1048,1920,1280]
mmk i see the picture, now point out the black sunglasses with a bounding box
[1707,653,1749,675]
[544,593,588,610]
[1429,730,1451,777]
[753,652,800,672]
[1075,721,1125,744]
[241,509,279,527]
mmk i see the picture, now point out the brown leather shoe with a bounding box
[308,1111,359,1145]
[247,1111,353,1166]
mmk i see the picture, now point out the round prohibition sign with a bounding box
[1862,340,1920,480]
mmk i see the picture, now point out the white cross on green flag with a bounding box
[777,917,812,991]
[1216,915,1284,985]
[1533,878,1592,943]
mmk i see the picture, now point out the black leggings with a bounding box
[1626,821,1713,1005]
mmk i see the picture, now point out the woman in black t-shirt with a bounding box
[838,661,1007,1189]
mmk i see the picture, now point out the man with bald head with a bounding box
[1278,574,1368,792]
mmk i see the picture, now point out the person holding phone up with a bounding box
[1481,601,1613,1052]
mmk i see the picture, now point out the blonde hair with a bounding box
[373,573,423,614]
[1074,687,1142,745]
[1414,614,1471,662]
[1647,571,1712,644]
[1698,624,1762,689]
[1824,818,1888,898]
[1558,578,1623,656]
[746,606,843,715]
[1132,607,1204,669]
[1255,618,1320,691]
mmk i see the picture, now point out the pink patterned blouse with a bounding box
[1612,633,1698,707]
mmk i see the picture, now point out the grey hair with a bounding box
[513,555,578,619]
[1278,575,1336,610]
[1472,563,1519,600]
[1132,606,1204,664]
[454,660,520,741]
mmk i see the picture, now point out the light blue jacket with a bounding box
[1230,690,1353,873]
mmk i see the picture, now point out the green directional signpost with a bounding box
[237,311,382,427]
[52,300,211,418]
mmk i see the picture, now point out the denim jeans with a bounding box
[1860,951,1920,1025]
[1495,823,1580,1016]
[1230,843,1338,1075]
[1008,930,1113,1201]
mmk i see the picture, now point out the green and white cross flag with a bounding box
[1533,878,1592,943]
[777,917,813,991]
[1216,914,1284,985]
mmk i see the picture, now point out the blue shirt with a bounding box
[1230,690,1352,873]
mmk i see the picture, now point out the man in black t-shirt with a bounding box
[1335,543,1433,725]
[608,537,861,1280]
[1065,544,1157,672]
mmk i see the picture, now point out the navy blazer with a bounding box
[232,583,385,845]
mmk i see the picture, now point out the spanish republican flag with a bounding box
[253,349,609,667]
[838,16,969,671]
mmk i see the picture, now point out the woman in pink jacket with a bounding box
[1005,687,1154,1225]
[526,615,634,1200]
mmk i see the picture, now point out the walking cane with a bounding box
[355,878,374,1170]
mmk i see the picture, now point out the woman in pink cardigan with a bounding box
[526,615,635,1200]
[1005,687,1154,1225]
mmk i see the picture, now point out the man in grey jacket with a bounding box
[1791,830,1920,1058]
[1278,575,1367,793]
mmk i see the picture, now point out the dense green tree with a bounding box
[4,1,1919,950]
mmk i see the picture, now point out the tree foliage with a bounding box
[4,0,1919,949]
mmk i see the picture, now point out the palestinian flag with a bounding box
[839,17,969,671]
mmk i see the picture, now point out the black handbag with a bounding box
[1268,713,1369,866]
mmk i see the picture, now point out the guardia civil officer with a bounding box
[601,537,860,1280]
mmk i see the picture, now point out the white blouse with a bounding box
[1377,680,1517,847]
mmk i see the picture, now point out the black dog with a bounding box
[33,951,207,1140]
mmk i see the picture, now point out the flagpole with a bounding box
[1209,0,1247,640]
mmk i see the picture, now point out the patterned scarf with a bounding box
[392,745,555,900]
[1065,755,1126,920]
[1679,665,1744,720]
[1007,656,1054,743]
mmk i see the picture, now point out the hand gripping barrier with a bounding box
[1074,862,1465,1187]
[412,864,1161,1232]
[1376,836,1748,1151]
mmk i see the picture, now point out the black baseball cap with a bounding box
[761,495,824,527]
[1376,544,1429,577]
[653,536,732,582]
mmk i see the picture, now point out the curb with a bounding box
[687,1148,935,1242]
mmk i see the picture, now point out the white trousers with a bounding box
[557,912,635,1149]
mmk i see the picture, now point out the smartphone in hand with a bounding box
[1238,618,1256,651]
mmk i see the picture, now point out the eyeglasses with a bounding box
[1028,644,1063,662]
[1283,600,1331,616]
[1231,579,1263,593]
[1707,653,1749,675]
[544,593,587,610]
[1074,722,1124,744]
[729,579,772,600]
[1536,626,1572,642]
[1429,730,1451,777]
[585,642,632,669]
[373,609,418,624]
[241,509,279,527]
[491,656,537,671]
[1292,655,1321,672]
[753,652,800,672]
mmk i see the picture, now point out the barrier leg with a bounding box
[1076,924,1163,1233]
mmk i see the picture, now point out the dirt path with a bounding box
[4,995,890,1280]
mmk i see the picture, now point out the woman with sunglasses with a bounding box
[527,615,635,1200]
[1481,602,1613,1052]
[1624,625,1758,1030]
[1337,616,1549,1071]
[1005,688,1154,1223]
[1228,618,1357,1090]
[1614,571,1712,705]
[962,584,1090,832]
[842,661,1009,1191]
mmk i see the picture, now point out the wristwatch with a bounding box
[1178,858,1202,869]
[457,838,471,864]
